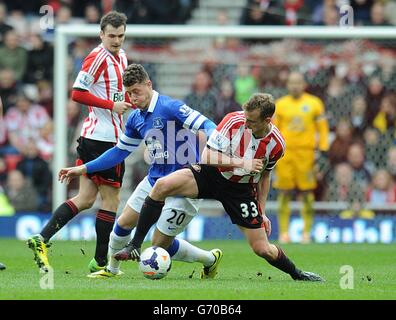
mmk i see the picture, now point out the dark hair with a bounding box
[123,64,149,87]
[100,11,127,32]
[242,93,275,119]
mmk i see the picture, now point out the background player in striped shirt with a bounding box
[117,93,324,281]
[58,64,223,279]
[28,11,132,273]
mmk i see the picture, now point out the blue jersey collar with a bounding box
[147,90,159,113]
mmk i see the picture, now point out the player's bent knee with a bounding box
[252,243,273,260]
[73,194,96,210]
[152,178,173,197]
[118,209,138,229]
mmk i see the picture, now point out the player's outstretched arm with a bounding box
[58,146,131,184]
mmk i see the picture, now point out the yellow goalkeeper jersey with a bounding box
[274,93,329,151]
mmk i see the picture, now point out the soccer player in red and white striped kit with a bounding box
[28,11,132,273]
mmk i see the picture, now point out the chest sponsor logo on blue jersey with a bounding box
[146,136,169,160]
[153,117,164,129]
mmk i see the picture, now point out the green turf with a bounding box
[0,239,395,300]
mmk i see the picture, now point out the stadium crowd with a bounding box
[0,0,395,217]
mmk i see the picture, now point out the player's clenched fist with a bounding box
[113,101,132,115]
[58,165,87,184]
[243,159,264,174]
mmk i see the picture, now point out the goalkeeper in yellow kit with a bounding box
[273,72,329,243]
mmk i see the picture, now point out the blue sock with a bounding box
[114,222,132,237]
[167,238,180,257]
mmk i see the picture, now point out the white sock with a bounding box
[171,238,215,267]
[107,231,131,274]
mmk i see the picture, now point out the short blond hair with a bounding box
[242,93,275,119]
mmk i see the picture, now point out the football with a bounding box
[138,246,172,280]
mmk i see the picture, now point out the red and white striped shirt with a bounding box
[5,104,50,145]
[73,44,128,143]
[207,111,285,184]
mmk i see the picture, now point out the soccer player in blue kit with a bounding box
[59,64,223,278]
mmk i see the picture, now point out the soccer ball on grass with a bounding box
[138,246,171,280]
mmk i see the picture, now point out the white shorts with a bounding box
[126,176,201,236]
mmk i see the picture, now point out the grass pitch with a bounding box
[0,239,395,300]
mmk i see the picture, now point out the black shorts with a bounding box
[76,136,125,188]
[189,164,263,229]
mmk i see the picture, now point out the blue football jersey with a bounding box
[117,90,215,186]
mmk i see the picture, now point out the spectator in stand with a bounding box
[115,0,150,24]
[24,34,54,84]
[214,79,241,124]
[386,146,396,181]
[366,77,386,125]
[363,127,388,171]
[279,0,311,25]
[177,0,198,24]
[325,163,368,219]
[84,3,101,24]
[344,61,366,96]
[0,68,17,112]
[375,51,396,91]
[366,169,396,205]
[3,0,43,15]
[5,169,39,212]
[37,80,54,117]
[347,142,373,189]
[328,119,354,167]
[240,1,281,26]
[367,1,391,26]
[0,29,27,82]
[70,0,99,18]
[311,0,338,25]
[324,76,352,130]
[16,140,52,211]
[373,93,396,137]
[240,1,281,43]
[350,95,369,137]
[321,4,339,26]
[0,154,6,186]
[0,2,13,44]
[384,0,396,25]
[351,0,374,25]
[144,0,182,24]
[234,64,257,106]
[0,96,7,153]
[5,91,50,154]
[36,120,54,162]
[184,70,217,122]
[56,5,73,25]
